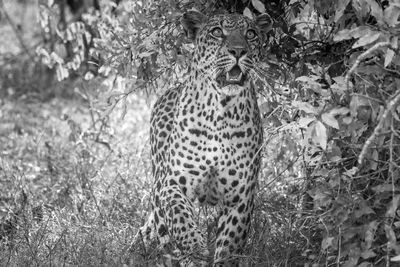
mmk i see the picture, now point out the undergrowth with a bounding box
[0,85,308,266]
[0,91,154,266]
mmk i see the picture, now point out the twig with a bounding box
[80,82,97,130]
[337,226,341,267]
[376,62,400,79]
[387,126,395,267]
[350,93,384,104]
[357,90,400,165]
[0,0,33,59]
[345,41,391,91]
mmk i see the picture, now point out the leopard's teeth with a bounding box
[226,72,243,82]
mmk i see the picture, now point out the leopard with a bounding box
[138,10,272,266]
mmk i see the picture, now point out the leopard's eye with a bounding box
[211,27,223,38]
[246,29,257,40]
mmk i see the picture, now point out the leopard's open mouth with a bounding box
[216,65,246,86]
[226,65,245,84]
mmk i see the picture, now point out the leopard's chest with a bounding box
[172,98,259,156]
[165,90,262,203]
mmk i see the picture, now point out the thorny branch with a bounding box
[345,41,391,92]
[357,90,400,167]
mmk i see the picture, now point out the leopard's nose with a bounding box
[228,47,247,59]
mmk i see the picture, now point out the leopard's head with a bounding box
[181,11,272,96]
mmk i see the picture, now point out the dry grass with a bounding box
[0,92,155,266]
[0,87,312,266]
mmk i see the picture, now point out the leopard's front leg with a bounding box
[213,182,256,266]
[159,177,210,265]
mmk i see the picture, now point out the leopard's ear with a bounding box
[255,13,273,34]
[181,10,207,41]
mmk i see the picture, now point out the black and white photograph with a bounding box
[0,0,400,266]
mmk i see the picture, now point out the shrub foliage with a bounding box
[1,0,400,266]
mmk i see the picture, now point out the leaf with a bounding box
[358,262,373,267]
[343,116,352,124]
[298,117,315,128]
[98,65,112,76]
[138,51,155,58]
[331,76,348,94]
[321,113,339,129]
[333,29,352,41]
[321,237,334,250]
[350,95,371,117]
[372,183,399,193]
[120,97,128,120]
[321,107,349,129]
[386,195,400,218]
[391,36,399,50]
[334,0,351,22]
[56,64,69,81]
[392,255,400,262]
[352,32,381,48]
[259,101,271,114]
[370,149,378,170]
[243,7,253,19]
[385,48,396,67]
[355,200,375,218]
[352,0,370,20]
[308,187,332,208]
[364,220,379,248]
[251,0,266,13]
[84,72,94,80]
[384,224,400,252]
[365,0,384,23]
[330,107,350,116]
[384,4,400,27]
[311,121,327,150]
[50,51,65,64]
[296,75,321,85]
[344,167,358,177]
[334,26,371,41]
[292,101,318,114]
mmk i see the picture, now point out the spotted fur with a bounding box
[139,11,272,266]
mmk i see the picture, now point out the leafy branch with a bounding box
[357,90,400,166]
[344,41,391,92]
